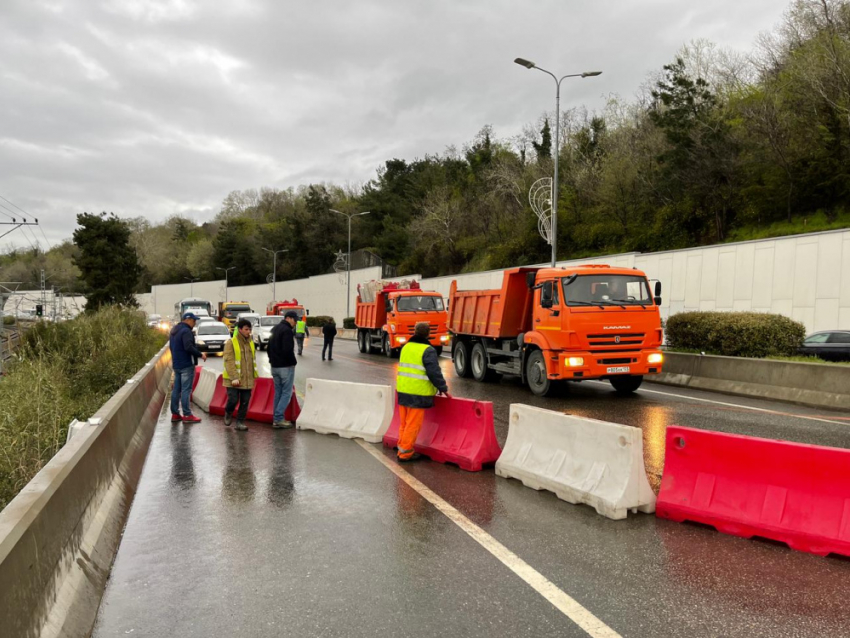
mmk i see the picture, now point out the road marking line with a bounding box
[582,380,848,426]
[355,440,621,638]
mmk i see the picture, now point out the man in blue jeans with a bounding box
[267,310,298,429]
[169,312,207,423]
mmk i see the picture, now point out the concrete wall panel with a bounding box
[752,246,774,309]
[716,251,735,309]
[793,240,819,308]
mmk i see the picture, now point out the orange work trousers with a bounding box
[397,405,426,459]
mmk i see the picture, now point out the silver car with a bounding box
[253,315,284,350]
[194,321,231,356]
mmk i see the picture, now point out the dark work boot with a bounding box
[224,412,232,427]
[235,421,248,431]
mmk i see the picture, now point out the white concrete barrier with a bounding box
[192,368,218,413]
[297,378,393,443]
[495,404,656,520]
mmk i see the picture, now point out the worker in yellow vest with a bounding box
[395,322,450,462]
[222,318,259,431]
[295,317,307,355]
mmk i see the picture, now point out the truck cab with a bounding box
[448,265,664,396]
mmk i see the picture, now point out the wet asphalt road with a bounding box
[93,337,850,638]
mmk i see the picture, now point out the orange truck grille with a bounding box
[406,324,438,335]
[587,332,645,353]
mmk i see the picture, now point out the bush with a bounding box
[665,311,806,358]
[3,316,14,326]
[343,317,355,329]
[0,307,166,510]
[306,315,334,328]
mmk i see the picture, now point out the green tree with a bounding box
[73,212,142,310]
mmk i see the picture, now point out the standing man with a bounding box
[294,316,307,355]
[268,310,298,429]
[395,321,450,462]
[169,312,206,423]
[322,318,337,361]
[222,318,258,432]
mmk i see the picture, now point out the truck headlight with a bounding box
[648,353,663,364]
[566,357,584,367]
[440,335,449,342]
[397,336,407,344]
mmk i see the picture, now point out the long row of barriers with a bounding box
[191,371,850,558]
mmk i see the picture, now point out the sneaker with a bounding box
[281,421,295,429]
[224,413,232,427]
[235,421,248,431]
[328,358,333,361]
[272,421,285,429]
[171,413,182,423]
[182,414,202,424]
[397,452,423,463]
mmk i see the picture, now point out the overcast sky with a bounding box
[1,0,790,251]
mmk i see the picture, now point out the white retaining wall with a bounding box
[140,228,850,334]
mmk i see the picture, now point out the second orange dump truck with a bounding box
[355,280,450,357]
[448,264,664,396]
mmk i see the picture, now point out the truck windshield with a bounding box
[562,275,651,306]
[224,305,251,317]
[397,296,445,312]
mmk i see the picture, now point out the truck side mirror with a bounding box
[306,309,310,316]
[541,281,554,309]
[385,299,393,312]
[526,272,536,289]
[654,281,662,306]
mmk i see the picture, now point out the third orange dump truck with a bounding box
[448,264,664,396]
[355,280,450,357]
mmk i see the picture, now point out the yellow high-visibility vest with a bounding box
[396,342,437,397]
[296,320,306,334]
[222,334,258,380]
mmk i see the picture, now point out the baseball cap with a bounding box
[182,312,200,321]
[283,310,299,320]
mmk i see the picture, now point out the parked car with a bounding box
[798,330,850,362]
[146,314,162,328]
[234,312,261,333]
[194,321,231,356]
[253,315,284,350]
[196,316,217,328]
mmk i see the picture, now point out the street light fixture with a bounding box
[216,266,236,304]
[330,209,371,318]
[184,277,199,296]
[261,248,289,302]
[514,57,602,267]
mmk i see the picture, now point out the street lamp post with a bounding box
[216,266,236,304]
[184,277,199,296]
[261,248,288,302]
[514,58,601,267]
[330,209,370,318]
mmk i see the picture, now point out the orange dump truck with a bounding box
[448,265,664,396]
[355,280,450,357]
[266,299,307,319]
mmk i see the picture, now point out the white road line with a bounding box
[581,380,848,426]
[355,440,621,638]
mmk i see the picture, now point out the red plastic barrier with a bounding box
[246,377,301,424]
[190,365,202,400]
[208,375,228,416]
[657,426,850,557]
[382,395,501,472]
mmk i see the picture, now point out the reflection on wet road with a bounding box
[93,338,850,638]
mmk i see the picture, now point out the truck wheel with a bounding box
[525,350,557,397]
[609,375,643,395]
[358,330,368,353]
[453,341,473,378]
[471,342,497,382]
[382,333,397,358]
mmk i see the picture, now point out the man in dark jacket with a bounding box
[169,312,207,423]
[268,310,298,429]
[322,319,337,361]
[395,321,449,462]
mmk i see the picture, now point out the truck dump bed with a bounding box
[448,267,537,338]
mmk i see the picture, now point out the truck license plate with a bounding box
[606,366,630,374]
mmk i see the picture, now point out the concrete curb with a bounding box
[652,352,850,410]
[307,327,357,341]
[0,345,173,638]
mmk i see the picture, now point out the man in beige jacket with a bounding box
[222,318,258,431]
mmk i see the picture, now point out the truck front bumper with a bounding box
[391,334,450,348]
[553,350,664,379]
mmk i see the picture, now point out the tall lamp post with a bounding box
[514,58,601,267]
[216,266,236,304]
[261,248,288,302]
[330,209,370,318]
[184,277,199,296]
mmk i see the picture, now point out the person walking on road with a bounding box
[222,318,258,432]
[295,316,307,355]
[169,312,207,424]
[322,318,337,361]
[268,310,298,429]
[395,321,450,462]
